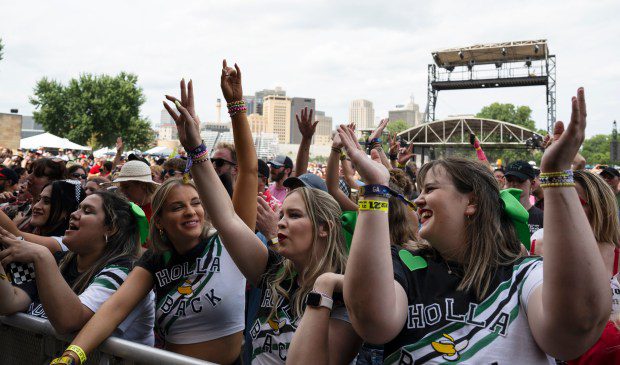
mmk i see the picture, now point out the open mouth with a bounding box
[67,221,79,231]
[418,209,433,223]
[277,233,288,241]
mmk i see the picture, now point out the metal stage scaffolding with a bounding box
[425,40,556,132]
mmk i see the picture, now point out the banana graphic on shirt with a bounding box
[177,280,193,296]
[431,334,469,361]
[267,318,287,335]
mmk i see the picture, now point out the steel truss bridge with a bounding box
[398,117,543,163]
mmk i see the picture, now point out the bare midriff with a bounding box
[166,331,243,365]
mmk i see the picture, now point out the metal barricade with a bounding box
[0,313,218,365]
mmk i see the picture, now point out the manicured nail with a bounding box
[175,100,182,108]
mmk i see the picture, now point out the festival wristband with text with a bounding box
[358,199,389,212]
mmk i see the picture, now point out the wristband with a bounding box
[358,199,389,212]
[359,184,391,198]
[331,147,342,154]
[66,345,87,365]
[539,170,574,188]
[370,138,382,144]
[50,357,76,365]
[187,142,207,158]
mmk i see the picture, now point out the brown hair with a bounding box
[215,142,237,163]
[574,170,620,247]
[388,170,418,246]
[417,158,522,300]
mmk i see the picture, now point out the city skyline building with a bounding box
[247,113,267,134]
[289,97,316,144]
[314,110,333,146]
[254,87,286,115]
[388,95,424,128]
[349,99,375,131]
[263,95,292,144]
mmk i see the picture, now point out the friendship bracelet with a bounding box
[226,100,245,107]
[66,345,87,365]
[539,170,573,177]
[540,182,576,188]
[331,147,342,154]
[539,170,573,187]
[358,199,389,212]
[187,142,207,158]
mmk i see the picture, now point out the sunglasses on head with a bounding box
[71,173,87,179]
[211,158,236,168]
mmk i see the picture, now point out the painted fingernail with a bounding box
[175,100,182,108]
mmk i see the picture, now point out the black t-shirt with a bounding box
[385,246,547,364]
[527,205,544,235]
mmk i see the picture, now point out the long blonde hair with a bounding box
[574,170,620,247]
[149,178,212,253]
[417,158,522,300]
[266,187,347,321]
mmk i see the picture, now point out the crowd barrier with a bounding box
[0,313,217,365]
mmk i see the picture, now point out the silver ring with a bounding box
[16,236,24,241]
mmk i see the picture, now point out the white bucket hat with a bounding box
[113,160,160,185]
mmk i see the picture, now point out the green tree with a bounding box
[476,103,536,130]
[581,134,611,165]
[30,72,155,150]
[386,119,410,135]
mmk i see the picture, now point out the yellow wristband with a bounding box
[358,199,389,212]
[397,162,407,168]
[67,345,87,365]
[0,273,9,281]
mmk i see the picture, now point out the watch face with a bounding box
[306,292,322,307]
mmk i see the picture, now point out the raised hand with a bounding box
[163,79,202,151]
[220,59,243,103]
[397,143,414,165]
[337,124,389,186]
[540,88,587,173]
[332,130,343,149]
[115,137,124,152]
[296,107,319,139]
[256,195,279,241]
[0,228,46,266]
[388,133,398,156]
[369,118,389,141]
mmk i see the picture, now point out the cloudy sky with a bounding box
[1,0,618,138]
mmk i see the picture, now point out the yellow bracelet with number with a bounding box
[66,345,87,365]
[358,199,389,212]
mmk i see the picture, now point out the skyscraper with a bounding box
[243,95,256,115]
[388,95,424,128]
[255,87,286,115]
[263,95,292,144]
[349,99,375,130]
[289,97,316,144]
[314,111,333,146]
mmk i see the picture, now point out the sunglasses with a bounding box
[71,173,87,179]
[211,158,236,168]
[161,169,179,178]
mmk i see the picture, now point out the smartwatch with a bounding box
[305,291,333,310]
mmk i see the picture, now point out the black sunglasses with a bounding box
[161,169,179,177]
[211,158,236,168]
[71,173,87,179]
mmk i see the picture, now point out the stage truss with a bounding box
[425,40,556,132]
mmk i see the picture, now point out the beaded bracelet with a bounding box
[187,142,207,158]
[227,100,247,117]
[227,100,245,107]
[331,147,342,154]
[358,199,389,212]
[539,170,574,188]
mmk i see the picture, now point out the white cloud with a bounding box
[0,0,618,142]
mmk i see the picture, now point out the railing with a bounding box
[0,313,217,365]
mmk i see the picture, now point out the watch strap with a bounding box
[307,290,334,310]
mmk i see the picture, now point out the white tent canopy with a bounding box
[143,146,173,156]
[20,132,91,150]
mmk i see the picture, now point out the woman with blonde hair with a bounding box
[341,88,612,363]
[55,62,259,365]
[160,65,358,364]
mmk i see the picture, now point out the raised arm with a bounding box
[164,74,268,286]
[287,273,362,365]
[339,125,408,344]
[221,60,258,230]
[469,133,492,169]
[326,132,358,212]
[111,137,124,172]
[59,268,153,363]
[527,88,611,359]
[368,119,392,170]
[294,107,318,177]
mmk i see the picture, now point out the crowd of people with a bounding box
[0,61,618,365]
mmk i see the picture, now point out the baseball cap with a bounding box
[504,161,536,181]
[258,159,270,178]
[283,173,327,192]
[600,166,620,178]
[269,155,293,169]
[0,168,19,185]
